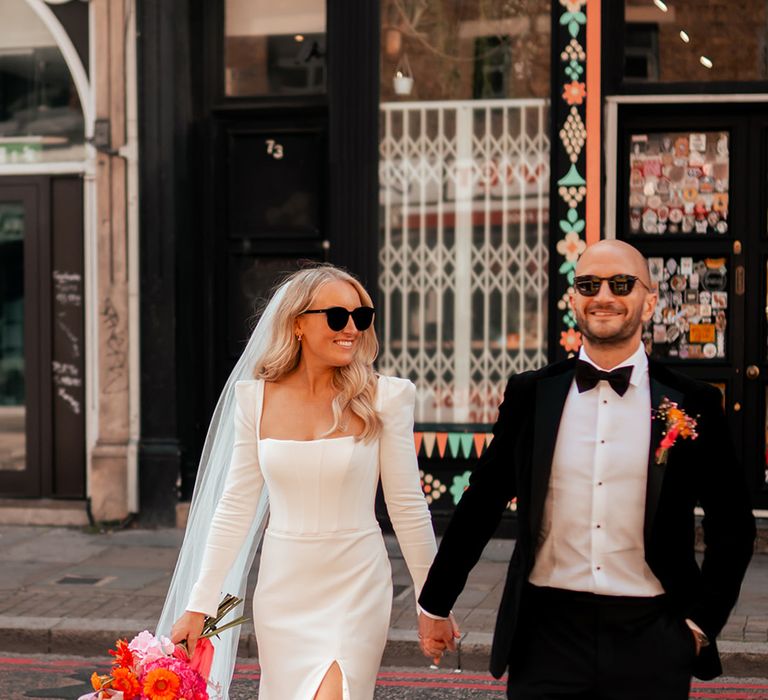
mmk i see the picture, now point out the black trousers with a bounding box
[506,585,696,700]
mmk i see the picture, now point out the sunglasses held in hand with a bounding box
[573,274,652,297]
[301,306,376,331]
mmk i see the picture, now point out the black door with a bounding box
[0,176,85,499]
[211,118,328,390]
[617,104,768,511]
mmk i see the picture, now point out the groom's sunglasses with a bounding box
[573,274,652,297]
[301,306,375,332]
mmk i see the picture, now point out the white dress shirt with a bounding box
[528,343,664,596]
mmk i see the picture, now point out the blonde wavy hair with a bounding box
[252,264,382,441]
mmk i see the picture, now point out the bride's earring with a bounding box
[296,332,303,342]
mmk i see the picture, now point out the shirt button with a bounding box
[596,565,602,571]
[596,523,601,529]
[597,481,603,486]
[603,400,608,405]
[600,439,605,444]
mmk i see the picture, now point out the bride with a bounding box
[161,264,443,699]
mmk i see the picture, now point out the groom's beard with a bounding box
[574,301,645,346]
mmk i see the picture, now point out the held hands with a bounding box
[170,610,206,655]
[418,612,461,665]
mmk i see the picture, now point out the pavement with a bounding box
[0,524,766,676]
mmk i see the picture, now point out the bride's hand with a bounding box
[170,611,206,655]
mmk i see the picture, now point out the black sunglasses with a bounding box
[301,306,375,332]
[573,274,652,297]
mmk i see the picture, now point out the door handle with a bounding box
[746,365,760,380]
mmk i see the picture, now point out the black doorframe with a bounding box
[614,103,768,510]
[138,0,381,519]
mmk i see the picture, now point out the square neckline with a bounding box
[256,380,361,443]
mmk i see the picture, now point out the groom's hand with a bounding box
[418,611,461,665]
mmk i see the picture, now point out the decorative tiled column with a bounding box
[551,0,600,359]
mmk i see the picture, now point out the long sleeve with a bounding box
[186,381,266,617]
[378,376,437,600]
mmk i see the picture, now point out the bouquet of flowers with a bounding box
[79,594,247,700]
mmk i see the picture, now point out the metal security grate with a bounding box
[379,99,550,424]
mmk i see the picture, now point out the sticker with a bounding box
[629,193,646,208]
[716,133,729,158]
[689,133,707,152]
[689,273,700,290]
[667,325,680,343]
[716,221,728,234]
[699,303,712,318]
[711,291,728,308]
[680,257,693,275]
[702,269,727,291]
[703,343,717,359]
[670,274,687,292]
[674,137,690,158]
[644,180,657,197]
[682,303,699,319]
[648,258,664,281]
[672,292,684,307]
[669,207,683,224]
[666,258,678,274]
[695,219,709,233]
[654,324,668,343]
[699,291,711,304]
[687,345,703,359]
[684,289,699,303]
[715,310,727,331]
[682,215,695,233]
[690,323,716,343]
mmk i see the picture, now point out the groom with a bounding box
[417,240,756,699]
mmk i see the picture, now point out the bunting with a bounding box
[413,431,495,459]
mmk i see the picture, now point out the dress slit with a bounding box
[309,659,350,700]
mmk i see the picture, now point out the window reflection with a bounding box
[224,0,326,97]
[0,1,85,163]
[624,0,768,83]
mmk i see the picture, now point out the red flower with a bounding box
[110,638,135,669]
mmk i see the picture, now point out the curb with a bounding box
[0,617,767,677]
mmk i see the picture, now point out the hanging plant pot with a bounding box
[393,73,414,95]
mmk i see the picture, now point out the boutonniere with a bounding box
[653,397,699,465]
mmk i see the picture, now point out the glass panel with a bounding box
[627,130,729,237]
[224,0,326,97]
[644,255,728,360]
[624,0,768,83]
[0,201,25,471]
[0,0,85,163]
[378,1,551,424]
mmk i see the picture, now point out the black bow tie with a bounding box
[574,360,633,397]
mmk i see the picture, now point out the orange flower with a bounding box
[110,638,135,669]
[91,672,113,692]
[143,667,181,700]
[562,80,586,105]
[560,328,582,353]
[112,667,141,700]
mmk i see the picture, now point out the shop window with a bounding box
[624,0,768,83]
[0,1,85,164]
[378,1,550,424]
[224,0,326,97]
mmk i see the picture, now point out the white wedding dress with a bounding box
[186,375,437,699]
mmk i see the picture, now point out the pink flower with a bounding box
[143,657,208,700]
[128,631,174,668]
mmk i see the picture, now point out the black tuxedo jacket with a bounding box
[418,356,756,681]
